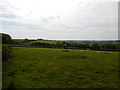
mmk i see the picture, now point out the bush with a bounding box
[2,44,11,61]
[0,33,12,60]
[1,33,12,44]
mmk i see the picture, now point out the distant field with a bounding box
[3,47,119,88]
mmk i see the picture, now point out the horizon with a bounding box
[12,38,119,41]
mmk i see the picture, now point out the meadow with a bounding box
[3,47,119,88]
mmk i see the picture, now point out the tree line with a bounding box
[31,41,120,51]
[12,38,120,52]
[1,33,119,52]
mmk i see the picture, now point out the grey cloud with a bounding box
[0,13,18,18]
[41,15,61,22]
[1,1,118,40]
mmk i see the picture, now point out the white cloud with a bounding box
[0,0,118,40]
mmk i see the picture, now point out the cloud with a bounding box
[1,0,118,40]
[0,14,18,18]
[2,20,42,30]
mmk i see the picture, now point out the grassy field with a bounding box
[3,47,119,88]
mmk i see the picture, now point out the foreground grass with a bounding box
[3,47,119,88]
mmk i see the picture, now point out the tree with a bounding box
[91,43,101,50]
[23,38,29,43]
[0,33,12,60]
[1,33,12,44]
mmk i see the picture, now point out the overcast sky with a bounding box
[0,0,119,40]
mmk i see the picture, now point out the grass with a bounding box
[29,40,57,44]
[3,47,119,88]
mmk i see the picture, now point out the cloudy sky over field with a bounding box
[0,0,119,40]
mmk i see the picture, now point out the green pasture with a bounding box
[3,47,119,88]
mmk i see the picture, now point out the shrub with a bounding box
[1,33,12,44]
[2,44,11,61]
[0,33,12,60]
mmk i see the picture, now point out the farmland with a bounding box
[3,47,119,88]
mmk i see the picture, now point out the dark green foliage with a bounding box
[1,33,12,61]
[2,44,11,60]
[23,38,29,43]
[0,33,12,44]
[12,38,120,52]
[91,43,101,50]
[117,43,120,52]
[30,41,120,51]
